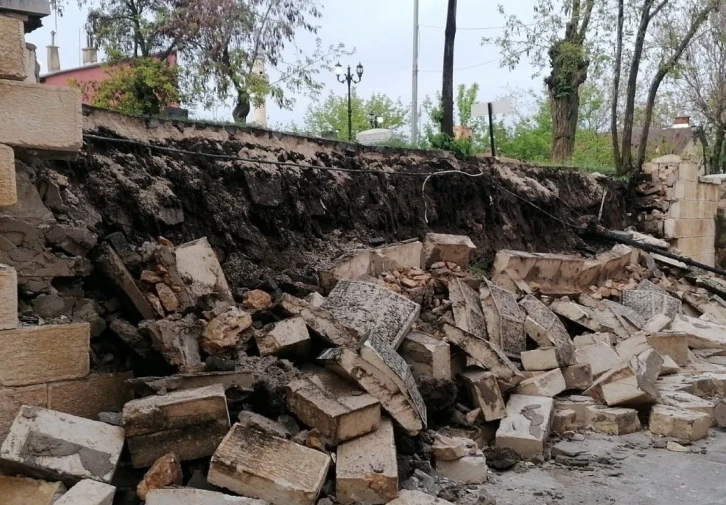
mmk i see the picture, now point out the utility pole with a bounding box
[411,0,419,146]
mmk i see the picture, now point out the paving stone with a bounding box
[586,406,641,435]
[521,347,561,371]
[208,423,331,505]
[123,384,230,468]
[0,323,89,386]
[47,372,133,420]
[0,405,124,484]
[480,278,526,355]
[54,479,115,505]
[287,368,380,444]
[562,363,593,390]
[520,295,575,365]
[256,316,311,358]
[649,405,711,441]
[670,315,726,349]
[575,342,620,378]
[386,489,455,505]
[422,233,476,268]
[0,383,47,442]
[436,454,488,484]
[145,488,267,504]
[622,289,682,321]
[459,368,506,421]
[279,293,358,348]
[0,474,65,505]
[495,394,554,460]
[514,369,567,397]
[323,279,420,349]
[336,417,398,504]
[448,277,488,340]
[573,332,616,348]
[399,331,451,380]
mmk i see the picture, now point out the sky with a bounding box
[26,0,541,127]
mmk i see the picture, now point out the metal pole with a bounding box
[347,68,353,141]
[411,0,420,146]
[488,102,496,157]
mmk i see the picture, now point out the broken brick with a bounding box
[449,277,487,340]
[436,454,488,484]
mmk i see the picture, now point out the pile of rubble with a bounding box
[6,230,726,505]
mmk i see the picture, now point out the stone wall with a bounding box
[635,155,719,266]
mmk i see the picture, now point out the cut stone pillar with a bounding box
[0,264,17,330]
[0,14,27,80]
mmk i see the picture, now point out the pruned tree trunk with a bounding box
[441,0,457,138]
[611,0,625,170]
[712,127,724,174]
[549,90,580,163]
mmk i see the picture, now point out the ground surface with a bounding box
[489,430,726,505]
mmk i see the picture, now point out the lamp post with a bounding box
[335,62,363,141]
[367,113,383,129]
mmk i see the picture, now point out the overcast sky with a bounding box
[27,1,540,126]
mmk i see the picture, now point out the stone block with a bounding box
[0,14,26,80]
[552,409,578,434]
[174,237,233,304]
[373,240,423,273]
[647,331,690,366]
[0,406,124,484]
[643,313,673,334]
[0,144,16,206]
[399,331,451,380]
[432,434,477,461]
[322,279,420,349]
[514,369,566,397]
[145,488,267,505]
[550,299,613,333]
[279,293,358,348]
[0,264,17,330]
[521,347,561,371]
[575,342,620,378]
[460,368,506,421]
[209,423,331,505]
[495,394,554,460]
[520,295,575,366]
[54,479,115,505]
[122,384,230,468]
[573,332,615,348]
[448,277,487,340]
[0,80,81,154]
[586,406,641,435]
[256,316,311,358]
[422,233,476,268]
[492,250,538,279]
[317,249,372,291]
[622,289,681,321]
[554,395,596,427]
[615,334,651,361]
[336,417,398,504]
[585,351,662,407]
[435,455,488,484]
[96,243,155,320]
[679,161,698,182]
[649,405,710,441]
[0,323,89,386]
[287,368,380,444]
[670,315,726,349]
[140,315,203,372]
[596,244,634,282]
[480,277,526,355]
[0,474,65,505]
[387,490,455,505]
[127,370,254,398]
[47,372,133,420]
[0,384,47,442]
[661,391,715,424]
[562,363,593,390]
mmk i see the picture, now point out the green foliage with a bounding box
[428,133,476,158]
[456,83,480,127]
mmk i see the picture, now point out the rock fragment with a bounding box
[136,453,182,500]
[202,307,253,356]
[242,289,273,310]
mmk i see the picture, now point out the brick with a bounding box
[0,80,81,154]
[0,263,17,330]
[514,369,566,397]
[123,384,230,468]
[145,488,267,505]
[0,383,47,442]
[286,368,380,444]
[495,394,553,460]
[54,479,115,505]
[399,331,451,380]
[336,418,398,504]
[0,474,65,505]
[562,363,593,390]
[317,249,372,291]
[422,232,476,268]
[649,405,710,441]
[615,334,651,361]
[587,406,640,435]
[460,368,506,421]
[47,372,133,420]
[0,14,26,80]
[521,347,561,371]
[435,455,488,484]
[0,405,124,484]
[209,424,331,505]
[574,343,620,377]
[0,323,89,386]
[256,316,311,358]
[0,143,16,205]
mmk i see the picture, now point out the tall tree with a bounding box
[441,0,457,137]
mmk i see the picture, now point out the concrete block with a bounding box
[649,405,710,441]
[336,417,398,504]
[552,409,578,434]
[422,232,476,268]
[209,424,331,505]
[586,406,641,435]
[387,490,455,505]
[449,277,488,340]
[174,237,233,304]
[554,395,596,427]
[287,368,380,444]
[0,474,65,505]
[47,372,133,420]
[0,323,89,386]
[436,455,488,484]
[573,332,615,348]
[54,479,115,505]
[495,394,553,460]
[460,368,506,421]
[0,144,16,206]
[480,277,526,355]
[399,331,451,380]
[562,363,593,390]
[521,347,561,371]
[0,80,81,154]
[279,293,358,348]
[670,315,726,349]
[648,331,690,366]
[0,405,124,484]
[575,343,620,377]
[0,14,26,80]
[0,383,47,442]
[514,369,567,397]
[323,279,420,349]
[0,264,17,330]
[145,488,267,505]
[520,295,575,365]
[123,384,230,468]
[256,316,311,358]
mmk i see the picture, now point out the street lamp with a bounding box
[367,113,383,129]
[335,62,363,141]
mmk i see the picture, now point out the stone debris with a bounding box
[279,293,359,348]
[480,277,526,355]
[520,295,575,365]
[145,488,268,504]
[0,474,65,505]
[495,394,554,460]
[256,316,311,358]
[136,453,183,499]
[449,277,488,340]
[54,479,115,505]
[422,233,476,268]
[388,489,455,504]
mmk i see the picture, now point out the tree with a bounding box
[299,92,409,140]
[440,0,458,138]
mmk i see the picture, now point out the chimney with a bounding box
[82,31,97,65]
[46,30,60,72]
[673,116,691,129]
[251,59,267,128]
